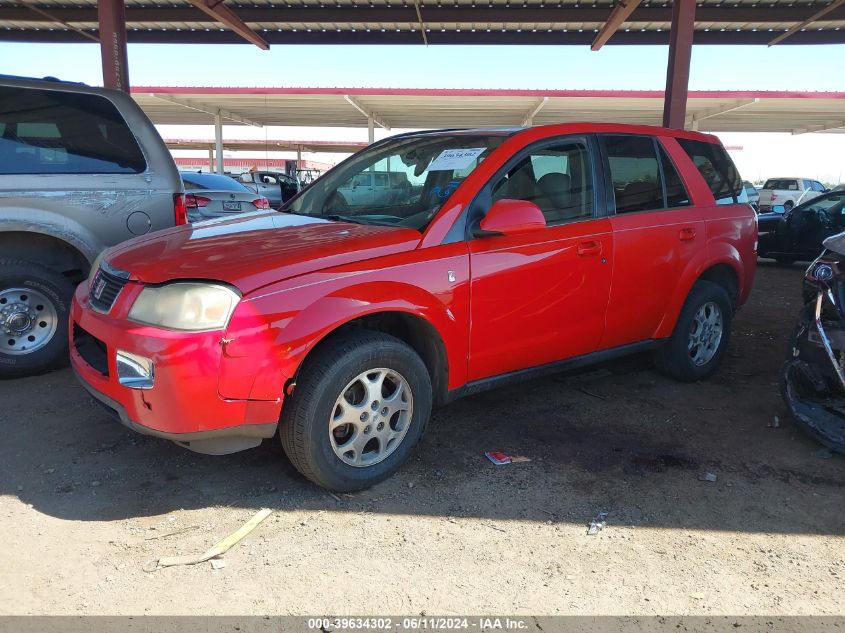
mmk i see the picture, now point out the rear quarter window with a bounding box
[763,179,799,191]
[0,86,146,175]
[677,138,743,205]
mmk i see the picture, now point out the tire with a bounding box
[653,280,733,382]
[784,201,794,212]
[279,330,433,491]
[0,259,74,379]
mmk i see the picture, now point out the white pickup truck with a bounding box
[758,177,828,212]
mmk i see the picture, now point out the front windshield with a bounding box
[801,191,845,215]
[287,133,508,231]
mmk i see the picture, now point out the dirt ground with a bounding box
[1,261,843,617]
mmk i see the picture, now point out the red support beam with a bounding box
[768,0,845,46]
[98,0,129,92]
[592,0,644,51]
[662,0,696,129]
[184,0,269,50]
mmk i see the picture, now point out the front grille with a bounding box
[73,324,109,377]
[89,268,126,313]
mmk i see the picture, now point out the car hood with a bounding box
[105,212,422,294]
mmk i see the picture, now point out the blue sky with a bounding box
[2,42,843,90]
[2,41,843,182]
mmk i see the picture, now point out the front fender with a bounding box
[218,273,468,401]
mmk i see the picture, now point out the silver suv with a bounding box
[0,75,183,378]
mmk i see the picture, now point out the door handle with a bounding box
[679,227,697,242]
[577,240,602,257]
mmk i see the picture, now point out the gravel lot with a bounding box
[1,261,843,616]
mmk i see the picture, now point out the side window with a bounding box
[677,138,743,204]
[602,135,664,214]
[490,140,594,224]
[373,173,389,188]
[0,86,146,175]
[658,144,691,208]
[812,181,826,192]
[351,173,371,188]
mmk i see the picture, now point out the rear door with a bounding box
[598,134,706,350]
[467,135,613,381]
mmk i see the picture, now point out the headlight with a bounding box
[87,251,106,288]
[128,282,240,331]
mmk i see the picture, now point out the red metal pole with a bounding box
[98,0,129,92]
[662,0,696,129]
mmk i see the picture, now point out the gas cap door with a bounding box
[126,211,152,235]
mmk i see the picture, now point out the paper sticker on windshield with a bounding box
[428,148,487,172]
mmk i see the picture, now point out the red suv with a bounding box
[71,124,756,491]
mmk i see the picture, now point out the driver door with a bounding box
[467,137,613,382]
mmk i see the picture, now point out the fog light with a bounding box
[814,264,835,282]
[116,350,154,390]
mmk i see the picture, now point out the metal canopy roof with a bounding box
[3,0,845,45]
[165,137,368,153]
[133,87,845,134]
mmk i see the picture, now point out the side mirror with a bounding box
[772,204,787,214]
[474,199,546,237]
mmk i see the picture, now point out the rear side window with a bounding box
[601,135,664,214]
[0,86,146,175]
[677,138,742,204]
[763,179,799,191]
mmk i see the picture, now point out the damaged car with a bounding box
[70,124,757,491]
[782,232,845,454]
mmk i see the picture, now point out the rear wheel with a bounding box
[654,280,733,382]
[784,200,794,212]
[0,259,74,378]
[279,330,432,491]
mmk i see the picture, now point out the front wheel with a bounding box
[653,280,733,382]
[279,330,433,491]
[0,259,74,379]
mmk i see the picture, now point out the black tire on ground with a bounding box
[784,201,794,211]
[0,259,75,379]
[653,280,734,383]
[775,256,796,266]
[279,330,433,492]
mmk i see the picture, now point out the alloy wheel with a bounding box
[688,301,723,367]
[329,367,414,467]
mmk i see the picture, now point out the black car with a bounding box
[758,190,845,265]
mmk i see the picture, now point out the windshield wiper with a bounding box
[325,214,368,225]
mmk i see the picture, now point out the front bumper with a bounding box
[70,281,282,455]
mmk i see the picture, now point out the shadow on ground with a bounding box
[1,261,843,534]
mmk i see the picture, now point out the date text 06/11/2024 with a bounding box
[305,617,530,630]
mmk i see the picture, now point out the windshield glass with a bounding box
[286,133,509,231]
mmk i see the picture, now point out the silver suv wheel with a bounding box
[0,287,59,355]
